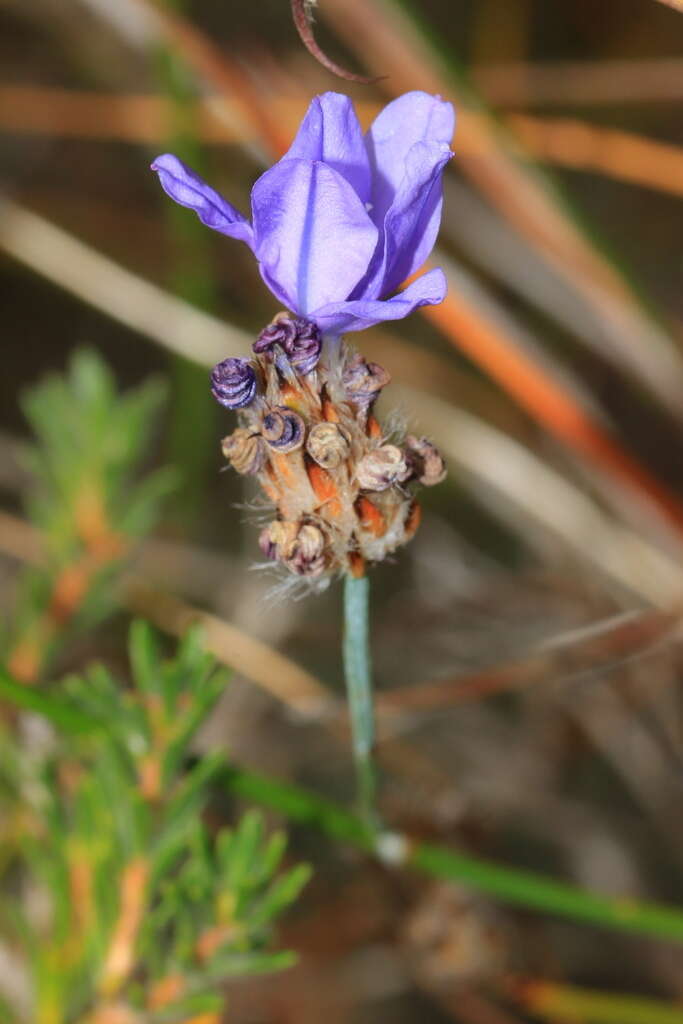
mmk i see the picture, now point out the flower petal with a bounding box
[312,267,447,334]
[151,154,254,247]
[365,92,455,226]
[251,158,378,314]
[369,141,452,296]
[283,93,371,204]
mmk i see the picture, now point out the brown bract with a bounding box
[220,319,446,582]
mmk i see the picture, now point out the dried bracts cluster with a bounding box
[213,314,446,582]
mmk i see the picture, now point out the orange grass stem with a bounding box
[512,978,683,1024]
[99,858,149,997]
[136,0,288,156]
[423,292,683,535]
[5,89,683,200]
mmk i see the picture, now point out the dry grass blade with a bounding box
[321,0,683,417]
[422,254,683,539]
[3,88,683,201]
[438,177,680,398]
[508,114,683,199]
[136,0,286,156]
[399,386,683,608]
[78,0,283,158]
[0,199,250,365]
[125,582,334,717]
[0,506,333,716]
[473,58,683,106]
[377,608,682,713]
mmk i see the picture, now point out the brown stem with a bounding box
[290,0,379,83]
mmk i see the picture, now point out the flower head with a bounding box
[213,311,444,584]
[152,91,455,335]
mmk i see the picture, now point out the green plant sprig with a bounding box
[1,623,309,1024]
[2,349,176,683]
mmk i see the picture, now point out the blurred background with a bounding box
[2,0,683,1020]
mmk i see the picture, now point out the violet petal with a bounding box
[364,92,455,227]
[311,268,447,334]
[151,154,255,248]
[251,158,378,314]
[359,141,452,298]
[283,93,371,205]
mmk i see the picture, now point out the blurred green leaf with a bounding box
[2,624,307,1022]
[2,349,175,682]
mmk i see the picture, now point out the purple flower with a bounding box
[152,91,454,335]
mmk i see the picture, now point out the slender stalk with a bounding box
[153,12,217,528]
[342,573,378,832]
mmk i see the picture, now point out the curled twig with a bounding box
[290,0,379,83]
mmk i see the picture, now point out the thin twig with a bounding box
[376,608,683,713]
[290,0,378,82]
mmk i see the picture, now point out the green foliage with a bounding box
[2,350,176,681]
[1,623,309,1024]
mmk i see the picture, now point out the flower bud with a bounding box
[288,327,322,376]
[259,520,298,560]
[404,435,447,486]
[253,314,322,375]
[221,428,266,475]
[283,523,327,577]
[253,314,300,353]
[261,407,305,452]
[258,519,327,577]
[306,422,351,470]
[210,357,257,409]
[356,445,408,491]
[343,353,391,411]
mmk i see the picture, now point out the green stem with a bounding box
[224,765,683,946]
[5,662,683,946]
[153,16,217,528]
[342,573,378,833]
